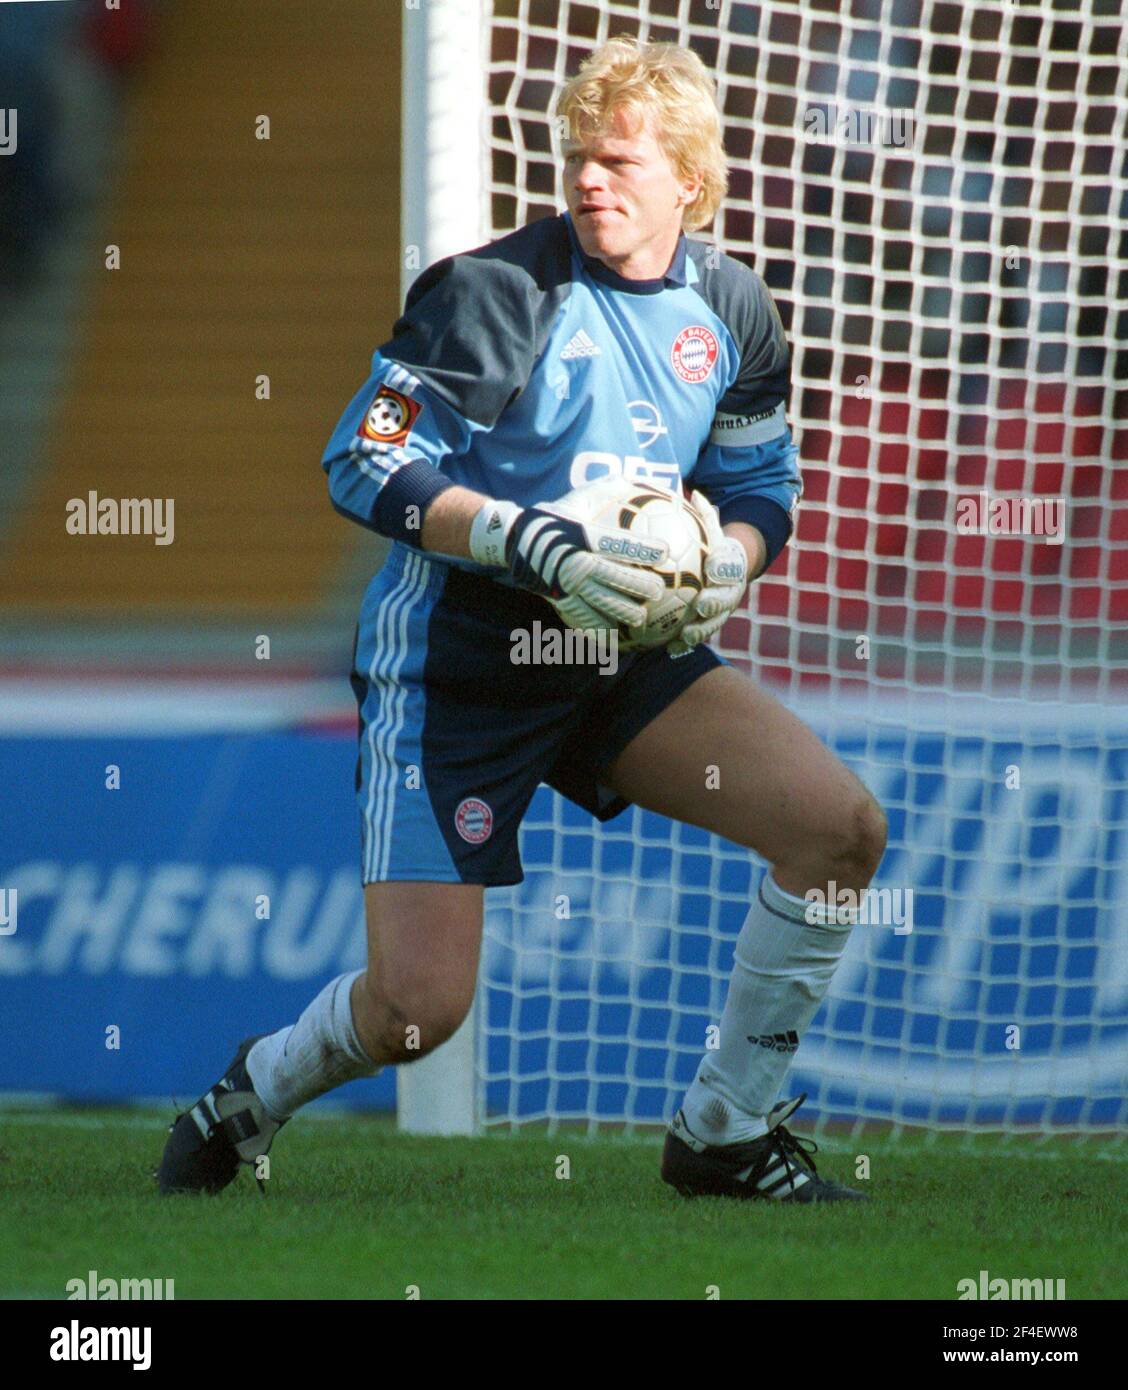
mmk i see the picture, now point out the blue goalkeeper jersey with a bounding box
[321,211,802,577]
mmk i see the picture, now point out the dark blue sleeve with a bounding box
[687,253,801,570]
[320,251,542,545]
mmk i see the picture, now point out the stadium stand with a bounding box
[0,0,395,651]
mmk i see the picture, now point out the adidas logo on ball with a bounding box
[598,535,665,564]
[548,476,707,651]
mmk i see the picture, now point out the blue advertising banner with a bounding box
[2,696,1125,1133]
[479,702,1128,1131]
[0,729,392,1111]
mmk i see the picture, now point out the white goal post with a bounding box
[399,0,1128,1142]
[395,0,488,1136]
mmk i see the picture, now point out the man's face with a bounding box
[561,107,699,278]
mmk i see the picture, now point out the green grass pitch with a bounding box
[1,1108,1124,1300]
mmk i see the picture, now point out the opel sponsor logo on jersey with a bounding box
[359,385,421,446]
[570,451,681,492]
[598,534,665,564]
[455,797,494,844]
[628,399,668,450]
[670,325,719,383]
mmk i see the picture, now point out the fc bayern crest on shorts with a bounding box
[454,797,494,844]
[359,384,422,446]
[670,325,719,383]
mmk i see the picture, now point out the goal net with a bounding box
[417,0,1128,1139]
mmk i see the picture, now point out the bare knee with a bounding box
[351,971,471,1065]
[826,792,887,887]
[355,881,482,1065]
[775,790,887,895]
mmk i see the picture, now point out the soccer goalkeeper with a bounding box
[159,37,886,1202]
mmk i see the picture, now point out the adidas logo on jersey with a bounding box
[561,329,601,360]
[748,1031,800,1053]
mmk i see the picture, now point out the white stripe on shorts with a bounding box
[363,550,431,881]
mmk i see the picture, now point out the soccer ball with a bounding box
[549,475,708,650]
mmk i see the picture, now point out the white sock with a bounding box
[246,970,379,1121]
[680,872,855,1145]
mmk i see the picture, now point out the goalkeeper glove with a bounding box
[667,489,749,656]
[469,498,664,629]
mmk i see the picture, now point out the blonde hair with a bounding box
[555,36,729,232]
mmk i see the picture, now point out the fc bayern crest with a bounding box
[670,325,719,383]
[454,797,494,844]
[359,385,421,446]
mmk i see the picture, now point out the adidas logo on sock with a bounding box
[561,329,601,359]
[747,1030,800,1053]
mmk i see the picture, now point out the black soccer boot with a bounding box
[661,1092,869,1203]
[156,1036,286,1195]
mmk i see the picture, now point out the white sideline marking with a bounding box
[0,1108,376,1130]
[0,1112,159,1131]
[0,679,349,734]
[0,1110,1121,1161]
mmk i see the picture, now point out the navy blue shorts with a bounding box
[350,543,725,886]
